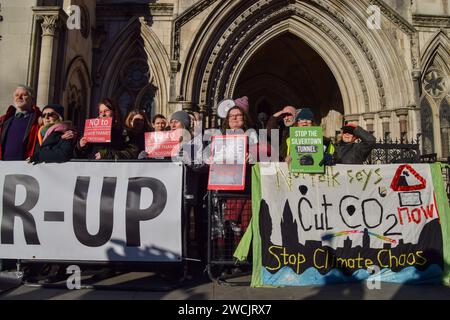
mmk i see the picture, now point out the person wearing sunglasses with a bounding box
[334,122,376,164]
[29,104,76,164]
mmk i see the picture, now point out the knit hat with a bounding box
[170,110,191,129]
[42,103,64,119]
[295,107,314,122]
[234,96,249,112]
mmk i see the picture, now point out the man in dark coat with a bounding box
[335,123,376,164]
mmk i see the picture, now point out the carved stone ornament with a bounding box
[40,15,60,37]
[423,69,447,98]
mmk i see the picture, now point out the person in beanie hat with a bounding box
[42,103,65,120]
[295,107,315,126]
[335,122,376,164]
[286,107,336,166]
[170,110,191,130]
[234,96,249,113]
[29,103,75,163]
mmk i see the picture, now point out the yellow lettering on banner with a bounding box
[267,246,282,271]
[347,258,355,269]
[267,246,306,273]
[406,253,416,265]
[365,259,374,269]
[415,251,428,266]
[336,257,348,268]
[389,251,398,267]
[398,254,407,267]
[377,250,390,268]
[313,248,327,269]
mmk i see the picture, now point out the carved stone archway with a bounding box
[63,56,91,130]
[179,0,415,132]
[95,17,170,117]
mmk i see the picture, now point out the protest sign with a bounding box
[145,131,181,158]
[84,117,112,143]
[289,126,324,174]
[208,135,247,191]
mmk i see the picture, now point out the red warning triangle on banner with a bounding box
[390,164,427,192]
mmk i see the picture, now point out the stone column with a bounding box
[36,13,61,107]
[363,113,376,135]
[379,111,392,141]
[169,60,180,102]
[396,108,410,142]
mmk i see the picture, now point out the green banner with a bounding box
[289,126,324,174]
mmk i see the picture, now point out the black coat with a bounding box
[335,127,376,164]
[31,131,74,163]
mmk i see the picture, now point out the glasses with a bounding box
[228,114,244,120]
[42,112,57,118]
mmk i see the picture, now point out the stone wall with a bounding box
[0,0,37,110]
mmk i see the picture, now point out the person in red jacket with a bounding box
[0,85,41,160]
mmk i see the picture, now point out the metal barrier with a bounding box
[365,135,421,164]
[207,191,252,285]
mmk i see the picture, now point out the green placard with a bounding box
[289,126,324,174]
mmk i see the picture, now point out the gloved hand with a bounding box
[319,153,335,167]
[138,151,149,160]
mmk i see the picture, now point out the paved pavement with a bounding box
[1,271,450,300]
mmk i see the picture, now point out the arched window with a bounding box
[114,58,156,117]
[440,99,450,159]
[67,84,85,132]
[420,98,434,155]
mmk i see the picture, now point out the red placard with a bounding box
[207,135,247,191]
[145,131,181,158]
[84,118,112,143]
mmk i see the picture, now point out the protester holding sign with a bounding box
[285,107,335,168]
[75,99,138,160]
[29,104,76,164]
[151,114,168,132]
[139,110,192,160]
[125,110,151,152]
[214,105,258,253]
[334,123,376,164]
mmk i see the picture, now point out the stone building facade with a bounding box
[0,0,449,159]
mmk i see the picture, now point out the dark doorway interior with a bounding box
[234,32,344,128]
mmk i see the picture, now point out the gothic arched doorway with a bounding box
[233,33,344,137]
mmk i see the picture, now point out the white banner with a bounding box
[259,163,438,249]
[0,161,183,262]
